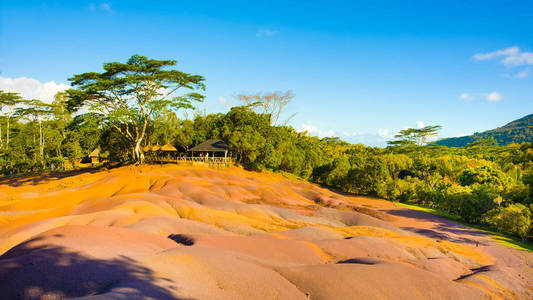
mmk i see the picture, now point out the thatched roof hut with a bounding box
[160,143,177,152]
[88,148,100,157]
[88,148,100,163]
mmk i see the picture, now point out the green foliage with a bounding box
[66,54,205,162]
[483,203,532,242]
[388,125,442,147]
[459,165,510,188]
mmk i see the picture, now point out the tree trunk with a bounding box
[6,114,10,149]
[38,118,44,156]
[134,141,144,164]
[134,118,148,164]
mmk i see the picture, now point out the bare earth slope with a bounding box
[0,165,532,299]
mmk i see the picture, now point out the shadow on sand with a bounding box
[382,208,489,245]
[0,236,191,300]
[0,163,130,187]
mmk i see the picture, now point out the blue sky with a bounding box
[1,0,532,146]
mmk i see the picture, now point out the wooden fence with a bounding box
[149,156,233,168]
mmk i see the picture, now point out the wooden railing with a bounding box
[176,157,232,163]
[148,156,233,168]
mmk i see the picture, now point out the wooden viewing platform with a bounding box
[145,139,233,168]
[150,156,233,169]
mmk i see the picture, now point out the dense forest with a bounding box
[1,55,532,242]
[435,114,533,147]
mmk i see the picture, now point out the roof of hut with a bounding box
[189,139,228,152]
[151,144,161,151]
[88,148,100,157]
[142,145,152,152]
[160,143,177,151]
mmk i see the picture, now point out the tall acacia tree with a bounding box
[0,90,23,149]
[16,99,52,157]
[234,91,295,126]
[387,125,442,147]
[66,54,205,162]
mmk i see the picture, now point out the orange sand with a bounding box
[0,164,532,299]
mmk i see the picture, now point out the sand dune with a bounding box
[0,165,532,299]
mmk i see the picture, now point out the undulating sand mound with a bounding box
[0,165,532,299]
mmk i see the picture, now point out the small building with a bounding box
[160,143,178,159]
[88,148,100,164]
[160,143,177,152]
[188,139,229,158]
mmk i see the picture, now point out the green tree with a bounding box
[234,91,295,125]
[459,165,510,188]
[66,54,205,163]
[0,90,23,149]
[388,125,442,147]
[484,203,532,241]
[15,99,52,158]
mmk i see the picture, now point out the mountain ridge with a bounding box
[435,113,533,147]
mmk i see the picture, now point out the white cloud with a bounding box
[100,3,113,12]
[515,69,529,78]
[89,2,114,13]
[342,131,359,138]
[459,91,502,102]
[459,92,471,100]
[323,129,335,136]
[296,122,335,138]
[338,130,394,147]
[218,96,227,105]
[0,76,69,104]
[487,92,502,102]
[378,128,392,139]
[474,46,533,66]
[416,121,425,128]
[256,28,278,37]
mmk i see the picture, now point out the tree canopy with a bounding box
[66,54,206,162]
[388,125,442,147]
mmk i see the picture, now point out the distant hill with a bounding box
[435,114,533,147]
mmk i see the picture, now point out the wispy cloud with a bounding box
[474,46,533,66]
[459,92,470,100]
[515,68,530,78]
[100,3,113,12]
[459,92,502,102]
[89,2,114,13]
[487,92,502,102]
[296,122,335,138]
[339,129,394,146]
[0,76,69,104]
[256,28,278,37]
[218,96,228,106]
[377,128,393,140]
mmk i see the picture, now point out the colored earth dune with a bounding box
[0,165,532,299]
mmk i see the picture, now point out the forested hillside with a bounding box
[435,114,533,147]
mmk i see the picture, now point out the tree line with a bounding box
[1,55,532,242]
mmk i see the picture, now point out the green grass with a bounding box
[396,202,533,253]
